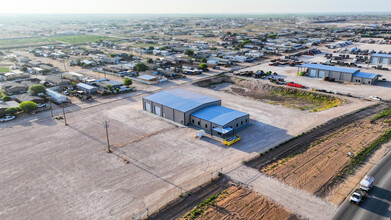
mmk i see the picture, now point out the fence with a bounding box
[131,152,259,219]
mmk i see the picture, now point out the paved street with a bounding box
[332,151,391,220]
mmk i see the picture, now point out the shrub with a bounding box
[135,63,148,71]
[5,107,18,115]
[18,101,38,113]
[123,78,133,86]
[199,63,208,71]
[2,95,11,101]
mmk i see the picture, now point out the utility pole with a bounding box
[104,121,111,153]
[49,98,53,117]
[62,103,67,126]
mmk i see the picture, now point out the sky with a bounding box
[0,0,390,14]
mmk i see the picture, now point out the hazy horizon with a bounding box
[1,0,391,14]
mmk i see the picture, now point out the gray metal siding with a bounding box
[174,110,185,125]
[162,106,174,120]
[341,73,353,82]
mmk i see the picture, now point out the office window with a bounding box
[236,123,238,127]
[245,119,248,123]
[205,124,208,128]
[241,121,243,125]
[192,119,194,124]
[198,121,200,126]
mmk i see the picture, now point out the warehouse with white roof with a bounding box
[142,89,249,138]
[299,63,379,85]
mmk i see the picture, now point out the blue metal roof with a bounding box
[372,53,391,58]
[353,72,378,79]
[144,89,220,112]
[192,105,248,126]
[300,63,359,74]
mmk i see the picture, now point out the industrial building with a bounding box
[299,63,379,85]
[76,83,98,94]
[142,89,249,138]
[370,53,391,65]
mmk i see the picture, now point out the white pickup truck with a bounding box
[350,189,366,204]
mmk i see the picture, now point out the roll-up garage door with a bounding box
[372,57,379,64]
[383,58,389,65]
[154,106,161,116]
[318,71,325,78]
[309,69,317,77]
[145,103,151,112]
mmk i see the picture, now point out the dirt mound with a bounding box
[180,185,298,220]
[220,77,345,112]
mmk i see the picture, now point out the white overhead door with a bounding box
[309,69,317,77]
[383,58,389,65]
[154,106,161,116]
[318,71,326,78]
[145,103,151,112]
[372,57,379,64]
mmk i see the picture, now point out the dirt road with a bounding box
[227,166,337,220]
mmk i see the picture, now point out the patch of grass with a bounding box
[0,35,118,48]
[182,190,228,220]
[271,88,344,112]
[0,67,10,73]
[372,107,391,121]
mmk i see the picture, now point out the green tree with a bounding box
[199,63,208,71]
[201,58,207,63]
[105,85,113,92]
[123,78,133,86]
[42,69,51,75]
[29,84,46,95]
[5,107,18,115]
[147,58,153,64]
[184,49,194,57]
[148,46,155,51]
[2,96,11,101]
[210,47,217,51]
[19,101,38,113]
[135,63,148,71]
[21,66,28,72]
[109,54,116,58]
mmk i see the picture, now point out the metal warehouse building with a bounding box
[299,63,378,85]
[142,89,249,138]
[370,53,391,65]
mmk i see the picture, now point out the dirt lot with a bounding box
[261,116,390,197]
[208,77,345,112]
[180,185,298,220]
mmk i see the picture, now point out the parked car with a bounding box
[37,103,46,108]
[0,115,16,122]
[369,96,381,101]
